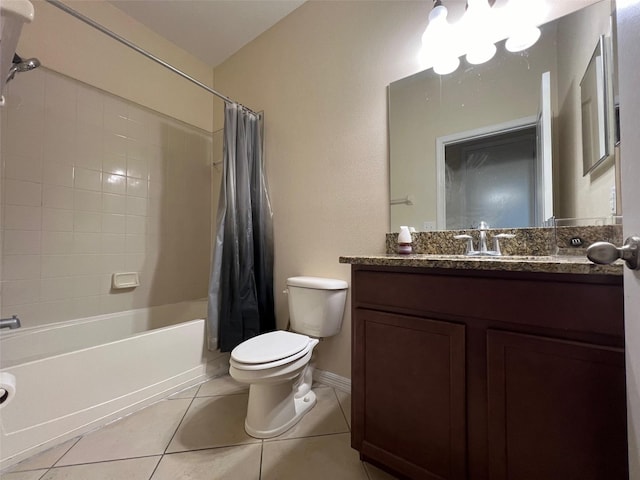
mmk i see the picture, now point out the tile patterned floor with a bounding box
[1,376,397,480]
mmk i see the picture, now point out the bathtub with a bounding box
[0,301,229,469]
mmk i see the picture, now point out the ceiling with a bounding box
[108,0,600,69]
[108,0,306,67]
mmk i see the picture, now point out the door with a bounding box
[537,71,553,225]
[487,330,628,479]
[353,309,466,480]
[616,1,640,478]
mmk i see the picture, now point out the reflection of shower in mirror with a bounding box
[443,126,537,230]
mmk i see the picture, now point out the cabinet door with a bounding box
[487,330,628,480]
[353,309,466,480]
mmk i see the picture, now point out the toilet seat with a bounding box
[230,331,312,371]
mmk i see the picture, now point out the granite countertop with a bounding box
[339,254,624,276]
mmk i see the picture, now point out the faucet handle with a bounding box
[454,234,476,255]
[493,233,515,255]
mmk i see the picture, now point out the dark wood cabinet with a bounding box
[486,330,628,480]
[354,309,466,479]
[350,265,627,480]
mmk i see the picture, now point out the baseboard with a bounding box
[313,368,351,393]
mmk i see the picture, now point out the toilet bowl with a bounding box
[229,276,348,439]
[230,330,319,438]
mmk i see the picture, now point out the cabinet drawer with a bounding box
[352,268,624,337]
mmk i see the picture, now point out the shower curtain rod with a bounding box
[45,0,257,116]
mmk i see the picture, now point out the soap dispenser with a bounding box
[398,226,413,254]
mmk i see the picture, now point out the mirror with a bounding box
[581,35,614,175]
[389,0,618,232]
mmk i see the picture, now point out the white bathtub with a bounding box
[0,301,229,469]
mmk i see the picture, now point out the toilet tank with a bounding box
[287,276,348,338]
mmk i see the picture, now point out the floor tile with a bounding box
[261,433,368,480]
[363,462,400,480]
[168,385,200,400]
[264,386,350,441]
[166,395,259,453]
[7,439,79,472]
[0,471,48,480]
[40,457,160,480]
[196,375,248,397]
[151,444,261,480]
[57,399,191,465]
[335,390,352,429]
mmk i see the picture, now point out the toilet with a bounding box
[229,276,348,439]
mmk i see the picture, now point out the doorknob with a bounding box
[587,236,640,270]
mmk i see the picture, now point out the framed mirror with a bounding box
[581,35,614,175]
[389,0,618,232]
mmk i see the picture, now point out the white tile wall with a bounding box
[42,208,74,232]
[1,68,213,328]
[4,205,42,230]
[4,230,42,255]
[5,153,43,183]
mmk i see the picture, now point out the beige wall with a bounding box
[213,1,432,378]
[556,0,616,220]
[213,0,618,378]
[17,0,215,132]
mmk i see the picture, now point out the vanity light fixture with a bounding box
[419,0,544,75]
[419,0,460,75]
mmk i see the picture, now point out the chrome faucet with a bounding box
[454,221,515,256]
[478,221,490,254]
[0,315,21,330]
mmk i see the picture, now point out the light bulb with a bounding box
[422,4,449,44]
[461,0,497,65]
[504,0,545,53]
[420,1,460,75]
[433,56,460,75]
[505,25,541,52]
[466,42,496,65]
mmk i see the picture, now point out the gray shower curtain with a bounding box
[207,103,275,352]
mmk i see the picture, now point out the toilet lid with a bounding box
[231,331,310,364]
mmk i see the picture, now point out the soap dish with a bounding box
[112,272,140,289]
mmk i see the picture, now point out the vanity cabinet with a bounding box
[350,265,627,480]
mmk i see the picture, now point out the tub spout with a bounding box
[0,315,21,329]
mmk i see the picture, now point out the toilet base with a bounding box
[244,382,317,439]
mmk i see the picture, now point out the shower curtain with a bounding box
[207,103,275,352]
